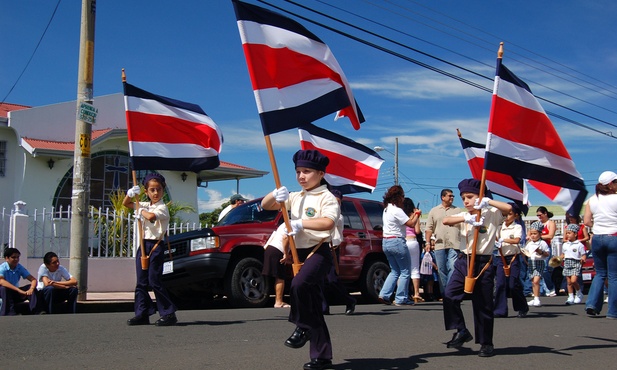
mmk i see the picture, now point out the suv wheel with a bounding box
[361,260,390,303]
[226,257,270,308]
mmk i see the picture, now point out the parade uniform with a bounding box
[285,184,338,361]
[493,221,527,317]
[134,199,176,318]
[562,240,586,277]
[443,205,505,346]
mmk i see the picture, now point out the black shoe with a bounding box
[303,358,333,370]
[446,329,473,348]
[586,307,599,316]
[517,310,528,318]
[493,313,507,318]
[127,315,149,326]
[345,300,356,315]
[378,296,392,305]
[284,327,311,349]
[155,313,178,326]
[478,344,495,357]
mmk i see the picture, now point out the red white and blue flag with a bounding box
[233,0,364,135]
[459,135,529,212]
[298,124,383,194]
[123,82,223,171]
[484,59,587,215]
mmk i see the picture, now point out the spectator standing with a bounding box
[425,189,461,296]
[37,252,78,314]
[536,206,558,296]
[403,198,423,303]
[378,185,421,306]
[584,170,617,318]
[262,223,291,308]
[218,194,249,222]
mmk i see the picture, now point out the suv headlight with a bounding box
[190,236,219,251]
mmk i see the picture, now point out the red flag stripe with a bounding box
[490,96,571,159]
[126,111,222,150]
[300,141,379,186]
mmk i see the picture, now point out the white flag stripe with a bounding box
[238,20,344,78]
[551,187,579,210]
[129,141,219,158]
[298,130,383,168]
[255,79,343,113]
[463,146,485,161]
[487,134,583,178]
[494,77,546,115]
[485,180,523,201]
[325,173,376,189]
[125,96,219,129]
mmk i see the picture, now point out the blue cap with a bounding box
[293,149,329,172]
[142,173,166,187]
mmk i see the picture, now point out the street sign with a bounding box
[78,102,98,124]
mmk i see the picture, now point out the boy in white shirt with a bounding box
[560,224,587,304]
[37,251,78,314]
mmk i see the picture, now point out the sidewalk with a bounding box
[76,291,153,313]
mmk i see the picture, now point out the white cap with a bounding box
[598,171,617,185]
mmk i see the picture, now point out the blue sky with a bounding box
[2,0,616,213]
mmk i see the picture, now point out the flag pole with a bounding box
[463,42,504,293]
[123,69,148,270]
[263,135,302,275]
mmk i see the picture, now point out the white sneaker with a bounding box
[545,290,557,297]
[528,298,541,307]
[605,296,609,303]
[565,296,574,305]
[575,291,584,304]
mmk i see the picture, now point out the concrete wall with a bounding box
[23,257,135,292]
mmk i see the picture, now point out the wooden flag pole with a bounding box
[123,69,147,270]
[263,135,302,275]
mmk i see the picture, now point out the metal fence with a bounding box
[23,206,201,258]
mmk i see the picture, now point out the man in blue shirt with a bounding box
[0,247,38,315]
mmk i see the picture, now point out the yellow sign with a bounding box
[80,134,91,157]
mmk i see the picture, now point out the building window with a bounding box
[52,151,169,212]
[0,141,6,177]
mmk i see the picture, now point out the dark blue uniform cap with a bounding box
[293,149,329,172]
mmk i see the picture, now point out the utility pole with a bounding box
[70,0,96,301]
[394,137,399,186]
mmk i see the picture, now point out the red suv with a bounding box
[162,197,388,308]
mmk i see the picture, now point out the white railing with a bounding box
[23,206,201,258]
[1,207,11,248]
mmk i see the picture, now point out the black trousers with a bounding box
[493,254,527,316]
[443,255,495,345]
[290,244,333,360]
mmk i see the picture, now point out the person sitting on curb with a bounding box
[0,247,38,315]
[37,251,78,314]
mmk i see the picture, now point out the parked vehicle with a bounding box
[581,251,596,293]
[161,197,388,308]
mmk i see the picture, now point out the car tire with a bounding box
[361,260,390,303]
[226,257,270,308]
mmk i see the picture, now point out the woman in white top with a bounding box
[378,185,421,306]
[584,170,617,318]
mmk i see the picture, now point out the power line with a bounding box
[263,0,617,139]
[0,0,63,108]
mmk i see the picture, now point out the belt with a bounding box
[463,254,492,263]
[383,236,401,239]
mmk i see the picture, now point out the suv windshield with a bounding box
[217,199,279,226]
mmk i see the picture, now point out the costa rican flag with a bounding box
[484,58,587,216]
[233,0,364,135]
[298,124,383,194]
[123,82,223,171]
[460,135,529,212]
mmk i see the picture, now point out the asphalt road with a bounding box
[1,297,615,369]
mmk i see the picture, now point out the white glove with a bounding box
[473,197,491,210]
[494,238,504,249]
[287,219,304,236]
[127,185,141,198]
[272,186,289,203]
[463,213,485,227]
